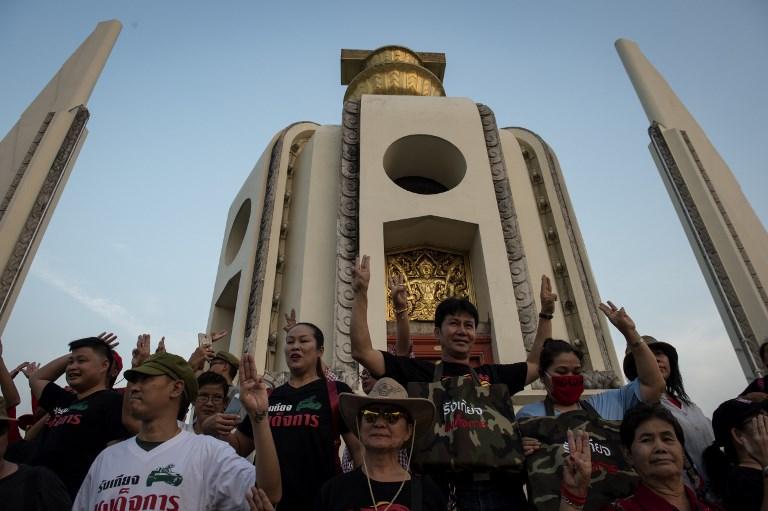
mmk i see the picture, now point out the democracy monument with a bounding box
[0,21,764,392]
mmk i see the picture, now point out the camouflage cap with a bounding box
[340,377,435,444]
[124,352,198,401]
[212,351,240,370]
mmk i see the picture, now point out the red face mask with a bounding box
[548,374,584,405]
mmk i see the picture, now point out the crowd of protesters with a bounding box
[0,253,766,510]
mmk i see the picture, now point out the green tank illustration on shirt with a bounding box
[296,395,322,411]
[146,464,183,487]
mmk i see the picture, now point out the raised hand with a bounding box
[562,428,591,495]
[742,414,768,466]
[282,309,297,333]
[132,334,152,368]
[155,337,166,354]
[211,330,228,343]
[522,436,542,457]
[352,255,370,293]
[20,362,40,378]
[240,351,268,420]
[388,273,409,311]
[598,301,636,336]
[246,487,275,511]
[96,332,119,350]
[540,275,558,315]
[188,345,215,371]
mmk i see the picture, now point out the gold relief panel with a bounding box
[385,248,475,321]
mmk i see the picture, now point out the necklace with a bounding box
[363,466,407,511]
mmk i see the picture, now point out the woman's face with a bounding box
[653,350,671,381]
[629,417,685,482]
[284,324,322,376]
[543,352,582,391]
[359,405,413,452]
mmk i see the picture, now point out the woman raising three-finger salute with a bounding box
[560,429,592,511]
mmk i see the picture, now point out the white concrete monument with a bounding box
[209,46,622,397]
[0,21,122,334]
[616,39,768,380]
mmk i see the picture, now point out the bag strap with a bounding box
[579,399,600,417]
[433,360,481,384]
[411,474,422,511]
[326,378,342,473]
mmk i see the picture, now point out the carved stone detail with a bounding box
[476,104,537,348]
[385,248,475,321]
[680,131,768,309]
[508,127,615,372]
[332,100,362,387]
[650,123,758,368]
[0,107,89,314]
[0,112,55,222]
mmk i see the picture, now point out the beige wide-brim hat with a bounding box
[340,377,435,445]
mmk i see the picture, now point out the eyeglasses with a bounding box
[360,409,407,425]
[196,394,225,405]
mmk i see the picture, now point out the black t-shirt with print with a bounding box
[379,350,528,392]
[0,464,72,510]
[26,383,128,498]
[238,378,351,511]
[316,468,446,511]
[724,465,762,511]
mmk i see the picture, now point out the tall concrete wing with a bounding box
[616,39,768,380]
[0,20,121,334]
[209,46,621,397]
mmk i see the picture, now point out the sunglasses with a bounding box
[360,408,408,425]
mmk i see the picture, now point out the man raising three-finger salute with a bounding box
[19,333,128,499]
[74,350,281,510]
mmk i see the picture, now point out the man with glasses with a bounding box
[186,371,229,436]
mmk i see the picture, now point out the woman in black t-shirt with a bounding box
[317,377,445,511]
[703,397,768,510]
[228,323,363,511]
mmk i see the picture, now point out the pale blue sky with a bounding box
[1,1,766,416]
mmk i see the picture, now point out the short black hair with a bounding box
[197,371,229,397]
[69,337,114,384]
[620,403,685,451]
[434,297,479,329]
[290,322,325,349]
[539,339,583,378]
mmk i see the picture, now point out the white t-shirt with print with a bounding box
[73,429,255,511]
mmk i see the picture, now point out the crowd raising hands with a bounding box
[0,256,764,510]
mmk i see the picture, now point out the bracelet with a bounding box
[560,485,587,508]
[251,410,267,424]
[539,312,553,320]
[394,306,409,315]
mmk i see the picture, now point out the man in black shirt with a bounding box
[25,335,128,498]
[0,396,71,510]
[350,255,556,510]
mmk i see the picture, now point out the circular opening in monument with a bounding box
[225,199,251,265]
[383,135,466,194]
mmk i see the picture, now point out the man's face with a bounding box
[209,359,232,383]
[127,374,182,421]
[629,418,684,481]
[66,347,109,391]
[194,383,227,421]
[435,312,476,361]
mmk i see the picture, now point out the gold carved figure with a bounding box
[385,248,475,321]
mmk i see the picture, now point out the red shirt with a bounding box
[603,483,721,511]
